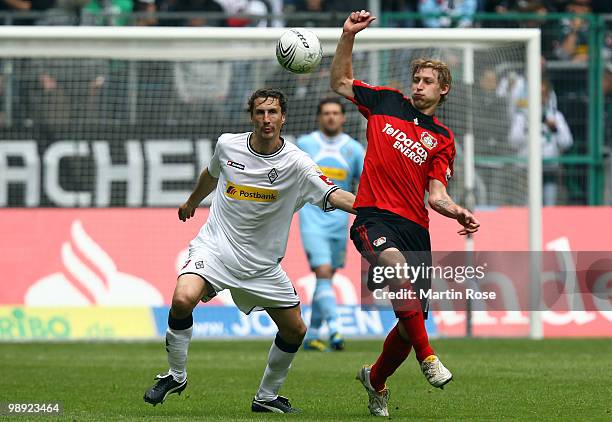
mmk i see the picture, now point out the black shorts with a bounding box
[350,207,432,319]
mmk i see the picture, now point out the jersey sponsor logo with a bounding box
[319,166,348,181]
[227,160,245,170]
[224,181,278,202]
[318,174,335,186]
[420,131,438,150]
[195,261,204,269]
[381,122,428,165]
[268,168,278,184]
[373,236,387,247]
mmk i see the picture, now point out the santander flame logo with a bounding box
[25,220,163,306]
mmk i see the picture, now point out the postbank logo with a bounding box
[319,166,348,181]
[225,182,278,202]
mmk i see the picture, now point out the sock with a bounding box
[313,278,340,335]
[255,333,300,401]
[166,312,193,382]
[399,311,434,362]
[370,326,412,392]
[306,298,323,341]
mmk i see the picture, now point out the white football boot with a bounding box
[356,365,390,417]
[420,355,453,388]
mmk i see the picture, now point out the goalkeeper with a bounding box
[297,98,364,352]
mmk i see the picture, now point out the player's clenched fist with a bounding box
[343,10,376,34]
[178,201,197,222]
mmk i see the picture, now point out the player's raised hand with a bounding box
[457,209,480,236]
[343,10,376,35]
[178,201,197,222]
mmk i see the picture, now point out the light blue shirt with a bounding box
[418,0,477,28]
[297,131,365,238]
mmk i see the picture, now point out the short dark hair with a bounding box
[247,88,288,114]
[316,97,345,115]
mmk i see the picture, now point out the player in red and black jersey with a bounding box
[331,10,480,417]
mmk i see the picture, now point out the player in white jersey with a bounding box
[144,88,357,414]
[298,98,365,352]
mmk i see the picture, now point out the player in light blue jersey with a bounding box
[297,98,365,351]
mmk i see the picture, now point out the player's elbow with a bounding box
[427,191,444,209]
[330,76,344,92]
[330,76,353,97]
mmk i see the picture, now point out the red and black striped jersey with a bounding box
[347,80,456,229]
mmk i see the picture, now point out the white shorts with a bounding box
[179,247,300,314]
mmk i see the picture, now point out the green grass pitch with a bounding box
[2,339,611,421]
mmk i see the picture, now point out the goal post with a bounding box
[0,26,542,337]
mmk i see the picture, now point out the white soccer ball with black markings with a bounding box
[276,28,323,74]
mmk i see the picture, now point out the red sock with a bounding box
[370,326,412,392]
[399,311,434,362]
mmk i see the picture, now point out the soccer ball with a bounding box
[276,28,323,74]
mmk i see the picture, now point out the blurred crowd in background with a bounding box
[0,1,610,28]
[0,0,611,207]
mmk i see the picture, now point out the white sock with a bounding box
[166,314,193,383]
[255,334,300,401]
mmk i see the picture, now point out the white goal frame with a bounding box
[0,26,543,338]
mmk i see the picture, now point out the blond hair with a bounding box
[410,58,452,104]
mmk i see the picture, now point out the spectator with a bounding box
[554,0,592,62]
[222,0,270,28]
[216,0,284,27]
[26,58,110,124]
[285,0,336,27]
[133,0,156,25]
[155,0,181,25]
[171,4,231,123]
[605,64,612,203]
[509,79,573,205]
[510,0,559,58]
[177,0,226,27]
[604,63,612,148]
[474,67,515,205]
[382,0,418,28]
[418,0,477,28]
[497,56,557,119]
[82,0,133,26]
[0,0,55,25]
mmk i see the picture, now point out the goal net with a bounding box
[0,26,542,336]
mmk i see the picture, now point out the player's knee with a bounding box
[282,321,307,344]
[314,265,334,280]
[171,294,196,317]
[377,249,404,268]
[295,321,308,341]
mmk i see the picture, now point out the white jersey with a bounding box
[191,132,338,278]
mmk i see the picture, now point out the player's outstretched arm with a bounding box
[328,189,357,215]
[178,167,218,222]
[428,179,480,236]
[330,10,376,99]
